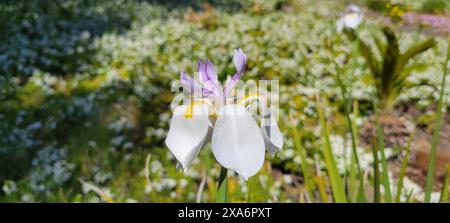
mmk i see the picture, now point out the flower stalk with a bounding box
[374,106,392,202]
[334,39,366,202]
[395,131,414,203]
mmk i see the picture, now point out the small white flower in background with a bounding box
[336,5,364,32]
[165,49,283,180]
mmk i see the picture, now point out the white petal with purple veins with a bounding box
[204,59,218,82]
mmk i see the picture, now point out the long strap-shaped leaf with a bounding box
[394,38,436,80]
[379,27,399,108]
[346,30,380,79]
[316,94,347,203]
[216,167,228,202]
[424,40,450,203]
[392,38,436,94]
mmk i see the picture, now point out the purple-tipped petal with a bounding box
[180,71,203,96]
[198,59,218,84]
[204,59,218,81]
[224,49,247,96]
[197,60,207,83]
[180,71,195,92]
[233,49,247,76]
[204,80,221,96]
[197,59,222,97]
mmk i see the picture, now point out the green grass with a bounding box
[374,109,392,203]
[395,132,414,203]
[290,117,316,200]
[424,40,450,203]
[216,167,228,203]
[316,95,347,203]
[440,167,450,202]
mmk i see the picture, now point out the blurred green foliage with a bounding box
[366,0,450,15]
[348,27,436,110]
[421,0,449,14]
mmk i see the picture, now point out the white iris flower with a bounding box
[336,5,364,32]
[165,49,283,180]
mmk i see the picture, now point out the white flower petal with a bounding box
[165,104,210,170]
[260,109,283,155]
[344,13,362,29]
[211,104,266,180]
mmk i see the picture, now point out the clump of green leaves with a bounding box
[421,0,449,14]
[365,0,389,12]
[347,27,436,111]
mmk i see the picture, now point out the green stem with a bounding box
[424,40,450,203]
[216,166,228,203]
[352,102,367,203]
[439,166,449,203]
[395,131,414,203]
[334,44,365,201]
[336,73,361,171]
[290,119,316,200]
[372,138,381,203]
[374,105,392,202]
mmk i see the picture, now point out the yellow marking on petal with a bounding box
[238,93,267,106]
[346,13,358,21]
[184,99,215,119]
[184,101,204,119]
